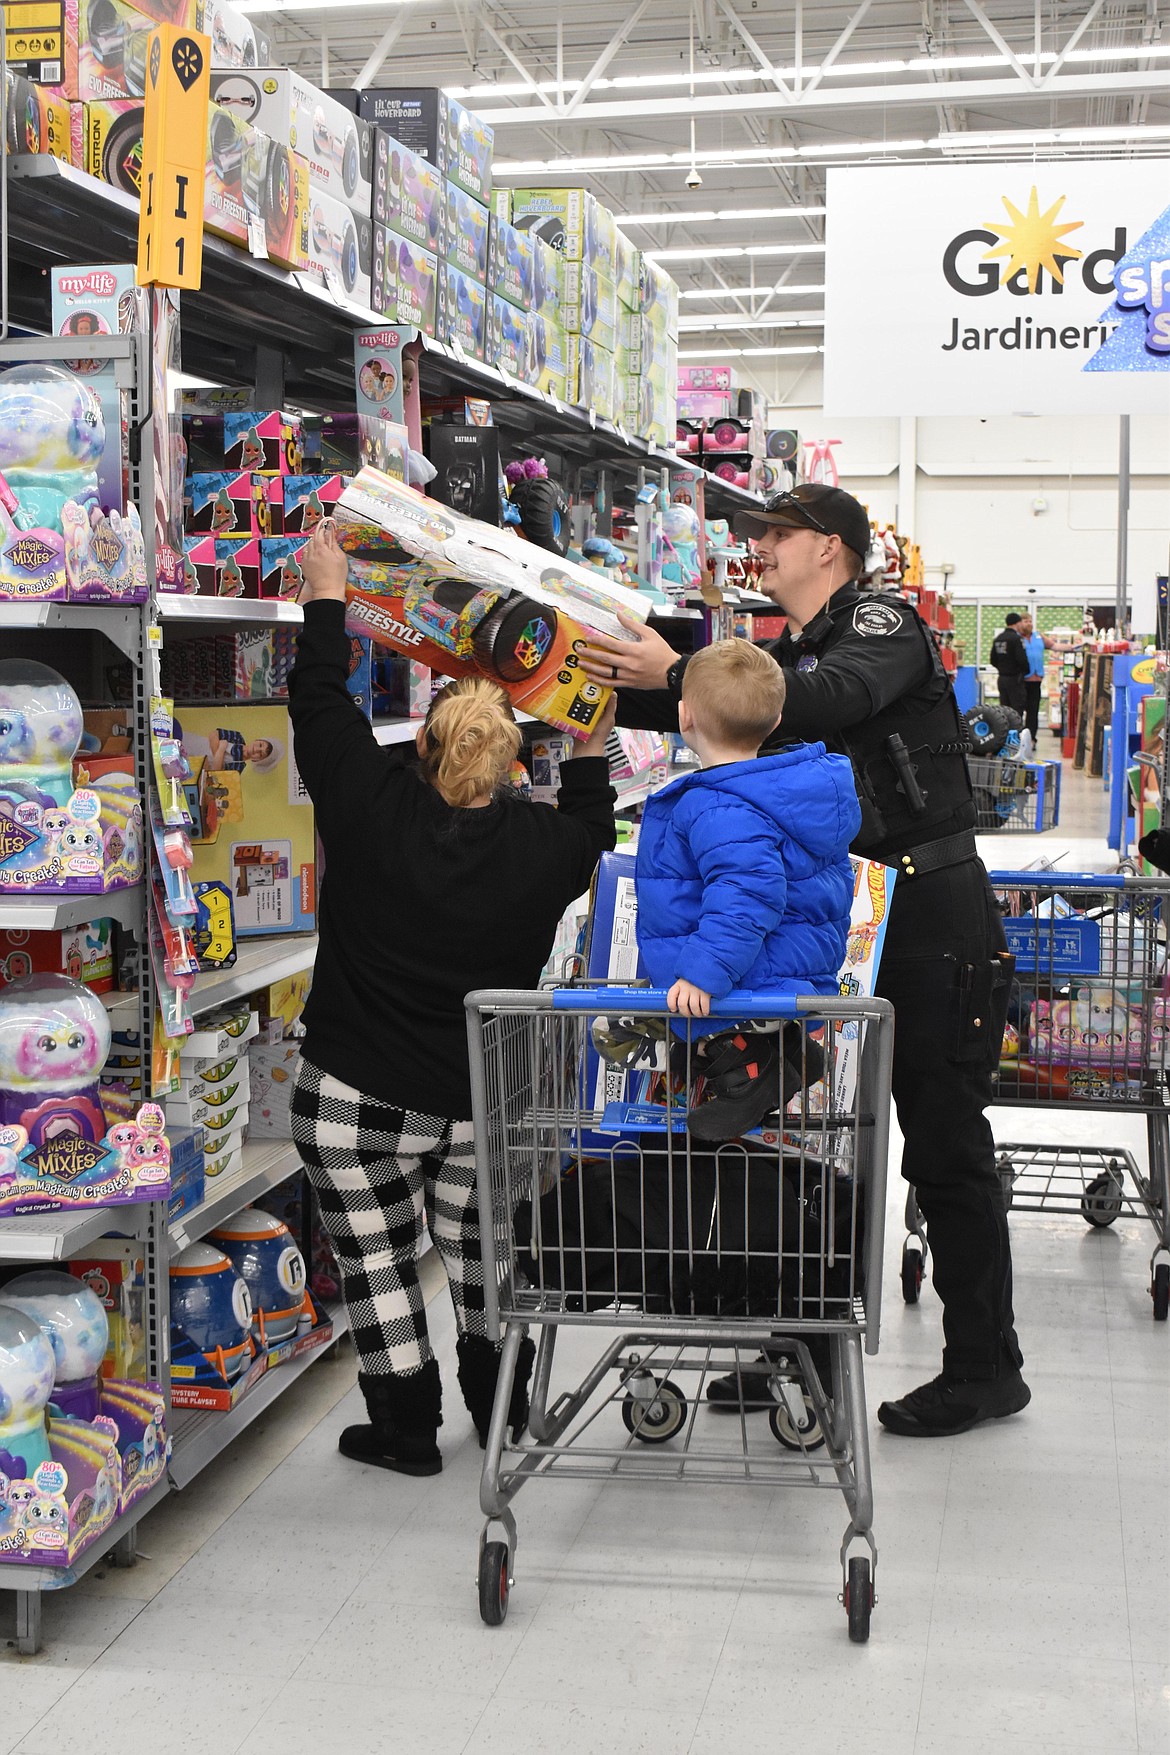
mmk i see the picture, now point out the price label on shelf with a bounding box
[588,409,597,429]
[324,269,347,305]
[247,216,267,259]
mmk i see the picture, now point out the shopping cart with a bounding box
[901,871,1170,1321]
[466,985,895,1640]
[968,755,1061,832]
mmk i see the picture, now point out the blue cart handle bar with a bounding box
[552,986,813,1018]
[987,871,1126,890]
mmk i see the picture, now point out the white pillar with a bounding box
[897,414,917,536]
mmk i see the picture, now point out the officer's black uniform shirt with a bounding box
[989,626,1028,679]
[618,585,975,865]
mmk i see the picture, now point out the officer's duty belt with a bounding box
[893,828,978,880]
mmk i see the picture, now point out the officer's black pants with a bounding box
[875,857,1024,1381]
[1024,680,1042,740]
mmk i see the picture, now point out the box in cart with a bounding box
[488,215,533,310]
[298,185,373,309]
[372,227,438,331]
[209,69,372,216]
[352,88,492,204]
[436,261,488,360]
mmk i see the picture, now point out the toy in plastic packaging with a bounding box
[210,1207,308,1345]
[0,973,112,1145]
[3,1271,109,1424]
[0,1303,55,1481]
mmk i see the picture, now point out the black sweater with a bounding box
[288,600,616,1118]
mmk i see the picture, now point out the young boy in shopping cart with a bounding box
[631,639,860,1140]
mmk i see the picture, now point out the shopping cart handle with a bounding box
[552,986,809,1018]
[987,871,1126,890]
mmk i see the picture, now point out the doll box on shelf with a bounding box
[0,1412,121,1569]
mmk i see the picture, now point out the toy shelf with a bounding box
[103,933,318,1027]
[0,1201,147,1266]
[156,595,304,626]
[167,1300,349,1490]
[0,885,144,933]
[169,1138,301,1253]
[0,1477,170,1602]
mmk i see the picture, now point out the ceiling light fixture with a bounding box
[676,345,824,358]
[236,0,419,11]
[615,204,827,226]
[678,314,824,331]
[644,242,825,263]
[678,283,826,298]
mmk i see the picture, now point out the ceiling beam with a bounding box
[351,9,409,89]
[1041,0,1109,86]
[800,0,876,99]
[714,0,793,101]
[477,17,559,111]
[476,66,1170,125]
[561,0,655,118]
[960,0,1036,86]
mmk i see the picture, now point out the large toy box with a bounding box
[489,295,528,379]
[568,335,617,424]
[3,71,81,162]
[488,214,533,311]
[372,130,443,249]
[372,226,439,331]
[209,69,372,218]
[346,87,492,204]
[0,920,114,992]
[637,254,680,339]
[525,310,570,400]
[560,261,618,352]
[436,262,487,360]
[298,187,373,308]
[67,0,266,102]
[509,188,617,277]
[177,707,315,936]
[439,181,490,281]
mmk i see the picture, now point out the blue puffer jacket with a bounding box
[635,743,861,1000]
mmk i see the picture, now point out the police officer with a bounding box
[989,613,1029,714]
[581,484,1029,1437]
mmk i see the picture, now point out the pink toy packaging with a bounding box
[259,537,308,601]
[214,537,262,599]
[220,411,305,476]
[0,1407,122,1570]
[0,1095,171,1218]
[185,473,255,536]
[181,534,216,594]
[282,475,348,534]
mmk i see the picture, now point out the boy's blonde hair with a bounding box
[681,639,786,747]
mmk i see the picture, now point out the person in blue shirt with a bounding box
[1016,613,1052,741]
[635,638,860,1138]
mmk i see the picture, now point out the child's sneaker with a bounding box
[686,1029,782,1141]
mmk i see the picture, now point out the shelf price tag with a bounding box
[136,24,211,290]
[324,268,348,305]
[247,215,268,259]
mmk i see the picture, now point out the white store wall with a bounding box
[733,359,1170,629]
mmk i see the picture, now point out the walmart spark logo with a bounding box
[981,188,1084,294]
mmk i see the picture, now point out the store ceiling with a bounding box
[247,0,1169,357]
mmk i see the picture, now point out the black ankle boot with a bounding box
[339,1361,443,1475]
[456,1334,536,1449]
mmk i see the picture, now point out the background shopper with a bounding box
[581,485,1029,1439]
[1017,612,1053,741]
[288,523,617,1475]
[989,613,1029,713]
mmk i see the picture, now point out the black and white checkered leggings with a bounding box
[291,1058,488,1376]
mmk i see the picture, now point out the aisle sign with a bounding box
[5,0,65,82]
[136,24,211,291]
[824,161,1170,415]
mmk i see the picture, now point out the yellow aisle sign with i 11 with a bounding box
[136,24,211,290]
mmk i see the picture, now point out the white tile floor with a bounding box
[3,760,1169,1755]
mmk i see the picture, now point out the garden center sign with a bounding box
[824,160,1170,415]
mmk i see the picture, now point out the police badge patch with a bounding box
[853,602,903,637]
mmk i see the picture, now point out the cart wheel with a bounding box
[478,1541,511,1626]
[769,1391,826,1451]
[621,1376,687,1444]
[900,1242,924,1304]
[845,1555,873,1643]
[1081,1173,1124,1228]
[1152,1263,1169,1323]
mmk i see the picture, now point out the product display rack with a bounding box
[0,330,168,1655]
[4,156,760,524]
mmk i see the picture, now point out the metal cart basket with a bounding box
[466,985,895,1640]
[968,756,1061,832]
[901,871,1170,1321]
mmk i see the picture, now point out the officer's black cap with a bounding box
[1004,613,1022,625]
[733,484,870,560]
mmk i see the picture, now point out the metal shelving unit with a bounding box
[0,1201,149,1266]
[156,595,304,625]
[168,1138,300,1253]
[0,886,144,932]
[167,1302,350,1490]
[103,933,318,1026]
